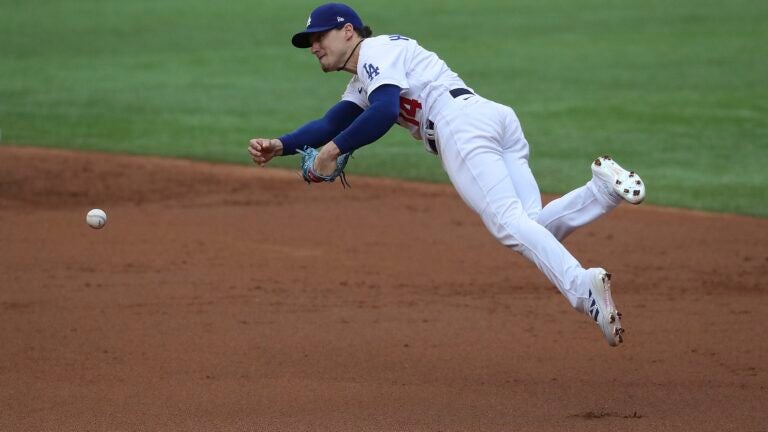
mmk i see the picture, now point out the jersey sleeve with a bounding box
[356,37,410,94]
[341,75,370,109]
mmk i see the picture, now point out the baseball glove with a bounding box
[297,146,352,187]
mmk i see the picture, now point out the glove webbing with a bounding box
[304,166,351,188]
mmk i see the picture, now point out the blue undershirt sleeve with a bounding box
[278,101,364,156]
[333,84,401,154]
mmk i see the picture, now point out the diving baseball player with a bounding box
[248,3,646,346]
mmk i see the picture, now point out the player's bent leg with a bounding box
[435,111,589,311]
[494,105,640,242]
[445,150,627,346]
[535,183,618,241]
[434,102,627,346]
[535,155,646,241]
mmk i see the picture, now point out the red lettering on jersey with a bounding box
[399,97,422,127]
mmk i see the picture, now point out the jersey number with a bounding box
[399,97,422,127]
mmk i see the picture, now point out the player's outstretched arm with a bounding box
[332,85,400,154]
[248,138,284,166]
[274,102,364,157]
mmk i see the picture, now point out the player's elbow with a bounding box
[368,101,399,127]
[382,104,400,126]
[368,84,401,127]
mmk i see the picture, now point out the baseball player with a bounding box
[248,3,646,346]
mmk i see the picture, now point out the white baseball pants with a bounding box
[431,94,622,310]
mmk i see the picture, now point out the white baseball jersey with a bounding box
[341,35,469,154]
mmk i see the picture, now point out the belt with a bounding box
[448,88,473,98]
[427,88,474,153]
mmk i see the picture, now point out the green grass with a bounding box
[1,0,766,216]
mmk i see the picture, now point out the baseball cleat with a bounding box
[592,155,646,204]
[584,268,624,347]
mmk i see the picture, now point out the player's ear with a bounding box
[344,23,355,39]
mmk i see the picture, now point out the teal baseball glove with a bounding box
[297,146,352,187]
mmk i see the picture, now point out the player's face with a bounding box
[309,27,351,72]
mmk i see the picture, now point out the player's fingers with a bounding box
[248,139,274,166]
[248,146,263,159]
[249,139,266,151]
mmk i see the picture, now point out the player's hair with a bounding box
[355,25,373,38]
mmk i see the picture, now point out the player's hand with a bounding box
[314,142,342,176]
[248,138,283,166]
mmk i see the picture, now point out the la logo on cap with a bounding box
[337,16,345,22]
[307,15,311,26]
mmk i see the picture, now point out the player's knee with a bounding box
[496,201,528,225]
[526,208,541,222]
[480,204,531,248]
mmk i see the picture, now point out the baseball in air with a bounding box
[86,209,107,229]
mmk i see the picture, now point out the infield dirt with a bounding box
[1,146,766,431]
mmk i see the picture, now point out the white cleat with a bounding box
[585,268,624,347]
[592,155,646,204]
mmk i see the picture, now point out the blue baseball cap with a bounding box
[291,3,363,48]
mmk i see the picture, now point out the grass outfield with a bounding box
[1,0,766,216]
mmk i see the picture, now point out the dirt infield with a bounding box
[1,146,766,431]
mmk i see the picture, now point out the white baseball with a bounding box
[86,209,107,229]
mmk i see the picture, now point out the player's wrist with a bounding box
[271,139,284,156]
[323,141,342,158]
